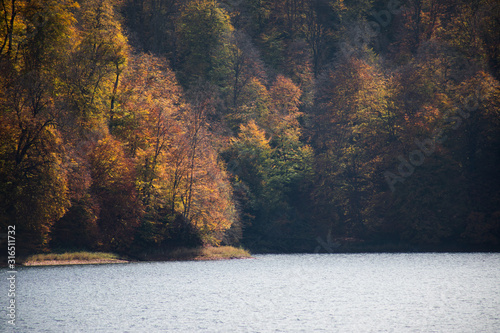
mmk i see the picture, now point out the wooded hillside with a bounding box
[1,0,499,255]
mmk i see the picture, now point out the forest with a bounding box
[0,0,499,256]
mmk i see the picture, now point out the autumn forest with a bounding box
[1,0,499,256]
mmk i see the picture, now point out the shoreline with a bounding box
[18,246,253,267]
[23,259,131,266]
[21,256,254,267]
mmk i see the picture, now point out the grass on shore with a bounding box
[142,246,252,261]
[174,246,251,260]
[200,246,251,259]
[25,251,120,262]
[23,246,251,264]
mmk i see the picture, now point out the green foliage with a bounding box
[225,76,315,250]
[176,0,233,85]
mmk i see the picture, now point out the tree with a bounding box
[311,54,392,239]
[215,31,266,108]
[0,0,77,253]
[266,74,302,135]
[62,0,128,128]
[123,0,180,56]
[0,0,25,60]
[224,75,314,250]
[176,0,233,85]
[88,135,141,252]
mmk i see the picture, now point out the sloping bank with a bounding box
[22,247,252,266]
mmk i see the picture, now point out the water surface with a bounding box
[1,253,499,332]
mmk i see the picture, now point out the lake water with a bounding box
[1,253,499,332]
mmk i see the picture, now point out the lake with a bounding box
[1,253,499,332]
